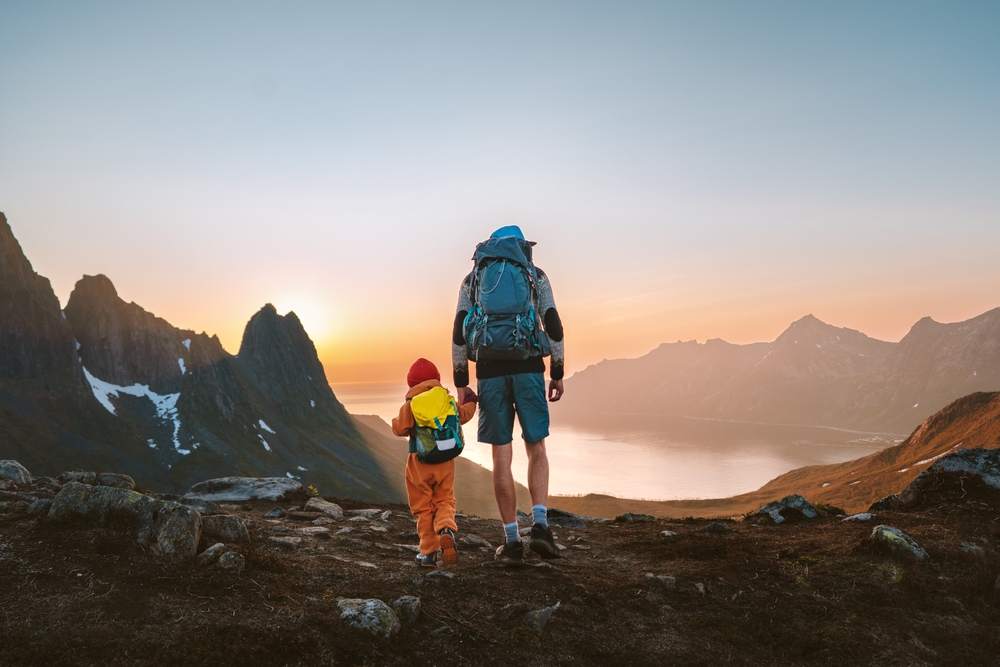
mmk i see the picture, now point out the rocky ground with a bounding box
[2,460,1000,667]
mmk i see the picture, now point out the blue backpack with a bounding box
[463,236,551,362]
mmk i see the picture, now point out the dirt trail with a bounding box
[2,493,999,666]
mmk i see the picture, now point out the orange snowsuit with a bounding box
[391,379,477,556]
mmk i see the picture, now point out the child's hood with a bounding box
[405,379,444,400]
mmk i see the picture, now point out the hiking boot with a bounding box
[439,527,458,566]
[494,540,524,564]
[528,524,561,559]
[415,551,438,568]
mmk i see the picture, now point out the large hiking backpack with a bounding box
[462,236,551,362]
[410,385,465,464]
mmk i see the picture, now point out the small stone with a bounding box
[369,525,388,533]
[459,533,493,548]
[516,509,532,526]
[348,516,370,523]
[869,525,928,560]
[657,575,677,587]
[410,574,424,585]
[615,513,655,523]
[700,522,732,534]
[296,526,331,536]
[27,499,52,517]
[556,544,567,552]
[0,479,14,492]
[356,561,378,569]
[695,583,706,595]
[337,598,400,640]
[305,497,344,519]
[311,516,335,526]
[660,530,678,537]
[392,596,421,625]
[202,515,250,543]
[217,551,245,572]
[287,511,323,521]
[334,527,354,535]
[196,543,227,567]
[0,461,31,486]
[269,536,302,549]
[426,570,454,580]
[270,525,291,534]
[520,602,560,634]
[960,542,985,556]
[572,544,591,551]
[0,502,7,512]
[181,498,222,515]
[380,510,392,521]
[348,508,383,519]
[519,527,532,537]
[843,513,873,522]
[264,507,286,518]
[95,473,136,490]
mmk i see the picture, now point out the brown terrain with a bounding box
[2,462,1000,667]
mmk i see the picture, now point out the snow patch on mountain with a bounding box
[83,367,188,455]
[178,358,186,374]
[258,420,275,434]
[182,339,191,350]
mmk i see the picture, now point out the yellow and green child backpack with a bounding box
[409,385,465,464]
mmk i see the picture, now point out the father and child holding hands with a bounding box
[392,225,565,568]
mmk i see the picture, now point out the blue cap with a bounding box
[490,225,536,245]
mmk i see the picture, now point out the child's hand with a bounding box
[457,386,478,404]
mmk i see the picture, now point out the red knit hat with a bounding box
[406,358,440,388]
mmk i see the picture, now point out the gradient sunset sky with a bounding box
[2,2,999,384]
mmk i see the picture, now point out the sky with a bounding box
[2,2,999,384]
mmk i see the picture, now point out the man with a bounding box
[452,225,565,562]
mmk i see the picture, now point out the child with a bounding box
[391,358,477,567]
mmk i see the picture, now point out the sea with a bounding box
[332,382,902,501]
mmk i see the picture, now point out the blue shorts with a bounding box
[477,373,550,445]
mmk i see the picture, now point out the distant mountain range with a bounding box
[0,213,516,516]
[555,310,1000,433]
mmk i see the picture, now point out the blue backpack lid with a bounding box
[490,225,536,246]
[474,235,534,267]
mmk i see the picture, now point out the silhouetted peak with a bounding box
[71,274,120,302]
[0,212,40,286]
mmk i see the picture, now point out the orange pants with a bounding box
[405,453,457,556]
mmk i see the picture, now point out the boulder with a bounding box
[196,543,227,567]
[392,596,421,626]
[516,509,532,526]
[615,513,655,524]
[755,494,818,524]
[58,470,97,486]
[0,461,31,486]
[27,499,52,517]
[520,602,560,634]
[546,509,588,530]
[202,515,250,543]
[0,478,14,492]
[337,598,401,640]
[183,477,306,503]
[868,494,901,512]
[180,498,222,515]
[305,497,344,519]
[47,481,202,561]
[899,448,1000,508]
[217,551,246,572]
[96,473,136,490]
[869,525,928,560]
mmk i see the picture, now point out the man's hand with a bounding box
[548,379,564,402]
[457,386,478,405]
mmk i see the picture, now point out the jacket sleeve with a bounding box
[457,399,477,425]
[452,272,474,387]
[391,402,415,437]
[536,269,565,381]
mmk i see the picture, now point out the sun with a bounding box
[275,296,335,343]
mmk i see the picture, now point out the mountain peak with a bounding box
[72,274,121,301]
[0,212,41,287]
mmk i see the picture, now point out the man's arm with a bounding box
[452,273,474,401]
[536,269,565,402]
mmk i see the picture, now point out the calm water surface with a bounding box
[332,382,901,501]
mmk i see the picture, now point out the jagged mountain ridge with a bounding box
[555,311,1000,433]
[0,215,392,501]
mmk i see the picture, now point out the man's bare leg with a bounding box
[492,443,517,525]
[525,438,549,507]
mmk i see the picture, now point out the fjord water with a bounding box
[334,382,898,501]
